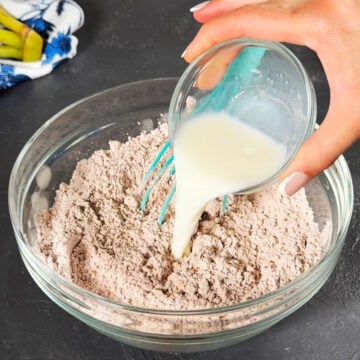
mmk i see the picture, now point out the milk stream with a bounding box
[172,112,287,259]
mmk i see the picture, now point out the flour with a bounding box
[35,123,323,310]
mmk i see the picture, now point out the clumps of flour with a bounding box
[35,122,323,310]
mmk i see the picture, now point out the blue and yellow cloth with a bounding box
[0,0,84,90]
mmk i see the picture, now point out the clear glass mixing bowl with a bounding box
[169,39,317,193]
[8,78,353,353]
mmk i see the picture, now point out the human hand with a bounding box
[183,0,360,196]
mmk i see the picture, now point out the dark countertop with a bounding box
[1,1,359,359]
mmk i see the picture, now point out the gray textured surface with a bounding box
[1,1,359,359]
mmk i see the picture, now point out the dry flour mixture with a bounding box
[35,122,322,310]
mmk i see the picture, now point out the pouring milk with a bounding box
[172,112,287,259]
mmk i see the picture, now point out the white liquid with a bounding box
[172,112,287,259]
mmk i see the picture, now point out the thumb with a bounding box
[184,2,308,63]
[278,105,359,196]
[191,0,266,24]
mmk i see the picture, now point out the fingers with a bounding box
[279,104,360,196]
[184,2,308,63]
[195,47,241,90]
[191,0,266,23]
[185,0,360,197]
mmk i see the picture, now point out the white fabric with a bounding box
[0,0,84,89]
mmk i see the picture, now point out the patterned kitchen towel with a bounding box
[0,0,84,90]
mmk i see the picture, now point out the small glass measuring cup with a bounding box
[168,38,317,193]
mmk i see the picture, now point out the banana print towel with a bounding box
[0,0,84,90]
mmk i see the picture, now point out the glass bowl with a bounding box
[169,39,317,193]
[9,78,353,353]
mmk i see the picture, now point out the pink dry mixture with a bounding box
[35,122,323,310]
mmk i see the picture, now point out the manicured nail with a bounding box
[181,49,187,58]
[279,172,310,197]
[190,1,210,12]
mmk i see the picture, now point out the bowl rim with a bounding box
[8,77,354,316]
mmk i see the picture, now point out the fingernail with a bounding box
[181,49,187,58]
[190,1,210,12]
[279,172,310,197]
